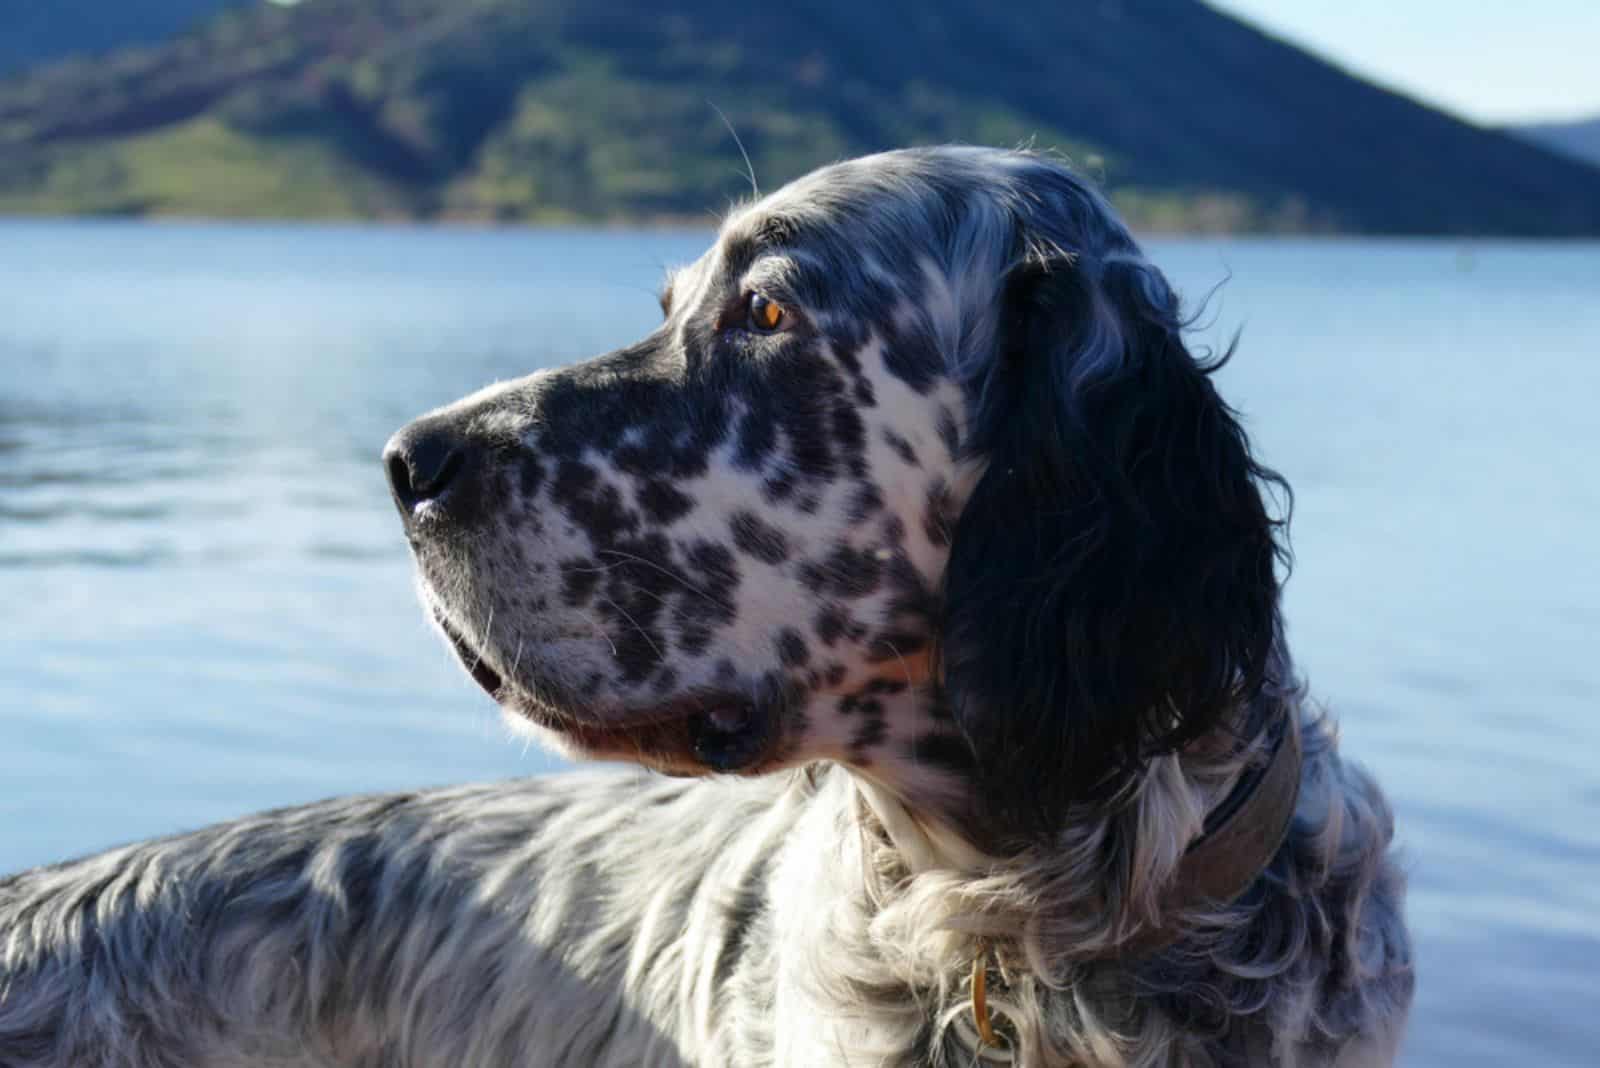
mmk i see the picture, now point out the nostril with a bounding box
[386,450,418,504]
[384,424,470,510]
[415,446,464,499]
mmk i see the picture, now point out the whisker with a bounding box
[590,549,736,615]
[876,637,917,691]
[600,595,666,666]
[572,608,619,656]
[709,99,759,200]
[466,606,495,675]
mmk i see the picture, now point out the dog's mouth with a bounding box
[437,611,507,699]
[434,610,778,773]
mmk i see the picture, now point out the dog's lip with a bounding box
[431,608,780,771]
[519,689,780,775]
[431,609,595,700]
[436,611,506,699]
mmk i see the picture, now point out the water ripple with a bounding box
[3,225,1599,1068]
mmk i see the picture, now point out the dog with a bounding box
[0,147,1412,1066]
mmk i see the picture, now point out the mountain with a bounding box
[0,1,245,77]
[1511,117,1600,169]
[2,0,1598,234]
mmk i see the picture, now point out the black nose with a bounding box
[383,419,472,513]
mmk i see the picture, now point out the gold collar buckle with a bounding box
[970,939,1008,1053]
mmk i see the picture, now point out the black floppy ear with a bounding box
[939,254,1287,836]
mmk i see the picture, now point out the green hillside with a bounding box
[2,0,1598,233]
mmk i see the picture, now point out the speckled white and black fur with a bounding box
[0,148,1412,1067]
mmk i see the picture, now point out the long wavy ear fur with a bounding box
[940,252,1289,838]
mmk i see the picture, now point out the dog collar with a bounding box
[967,709,1303,1052]
[1118,706,1302,958]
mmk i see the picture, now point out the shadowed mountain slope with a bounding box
[2,0,1597,233]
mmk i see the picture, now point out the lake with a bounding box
[2,221,1596,1066]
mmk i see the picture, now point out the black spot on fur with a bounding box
[553,458,596,498]
[713,853,771,990]
[780,354,845,480]
[838,694,882,718]
[831,402,866,460]
[679,625,713,655]
[592,533,677,682]
[848,482,884,523]
[610,620,664,684]
[814,604,850,646]
[638,479,695,525]
[878,317,940,394]
[683,541,740,623]
[865,631,929,662]
[518,456,546,499]
[762,472,795,503]
[670,541,738,654]
[552,459,638,543]
[922,478,955,548]
[850,714,888,755]
[834,338,864,376]
[735,411,778,471]
[776,628,810,667]
[936,405,961,458]
[799,543,883,599]
[560,559,600,607]
[730,511,790,565]
[883,428,920,467]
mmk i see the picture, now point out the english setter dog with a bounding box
[0,147,1413,1067]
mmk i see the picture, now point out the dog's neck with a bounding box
[805,700,1299,1063]
[854,775,992,874]
[844,691,1299,959]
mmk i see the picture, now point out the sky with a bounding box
[245,1,1600,127]
[1207,0,1600,125]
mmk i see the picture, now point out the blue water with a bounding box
[2,222,1597,1066]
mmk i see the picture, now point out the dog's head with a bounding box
[385,147,1286,840]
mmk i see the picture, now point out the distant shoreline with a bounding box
[6,0,1600,240]
[5,211,1599,243]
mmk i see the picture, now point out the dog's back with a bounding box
[2,725,1410,1067]
[0,773,760,1067]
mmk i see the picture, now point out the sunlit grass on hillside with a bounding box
[0,117,412,219]
[0,112,1297,234]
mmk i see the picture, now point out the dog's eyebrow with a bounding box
[753,214,798,246]
[722,215,800,272]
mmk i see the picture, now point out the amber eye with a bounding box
[746,292,787,333]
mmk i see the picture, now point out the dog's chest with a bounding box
[748,780,934,1067]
